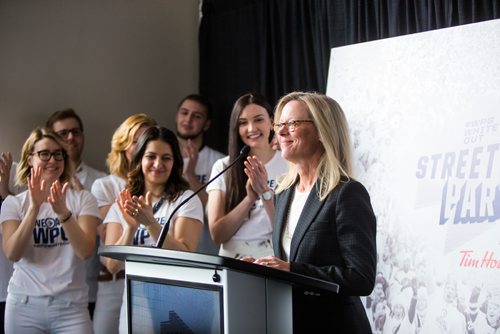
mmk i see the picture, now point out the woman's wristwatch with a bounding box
[261,189,273,201]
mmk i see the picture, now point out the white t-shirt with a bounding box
[111,189,204,334]
[1,161,22,301]
[0,188,100,303]
[76,162,107,192]
[104,189,203,247]
[0,229,13,302]
[183,145,224,185]
[91,174,126,207]
[76,161,107,303]
[206,150,288,241]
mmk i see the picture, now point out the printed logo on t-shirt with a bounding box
[133,216,167,245]
[33,217,69,247]
[197,174,209,184]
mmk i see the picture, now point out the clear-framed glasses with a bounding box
[56,128,82,138]
[32,150,66,161]
[272,120,314,132]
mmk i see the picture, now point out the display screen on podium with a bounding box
[127,275,224,334]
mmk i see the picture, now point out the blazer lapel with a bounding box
[290,182,324,261]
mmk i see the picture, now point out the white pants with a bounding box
[92,279,125,334]
[219,239,274,259]
[5,293,91,334]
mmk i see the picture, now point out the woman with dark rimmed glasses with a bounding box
[0,127,100,333]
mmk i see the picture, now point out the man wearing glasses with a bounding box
[46,108,106,320]
[46,108,106,191]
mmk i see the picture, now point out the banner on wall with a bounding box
[327,19,500,333]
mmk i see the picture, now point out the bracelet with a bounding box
[61,211,72,224]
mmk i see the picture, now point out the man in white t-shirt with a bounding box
[46,108,107,319]
[175,94,224,254]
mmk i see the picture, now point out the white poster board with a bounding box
[327,19,500,333]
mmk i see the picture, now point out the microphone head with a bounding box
[239,145,250,156]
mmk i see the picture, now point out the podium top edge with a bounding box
[99,245,339,294]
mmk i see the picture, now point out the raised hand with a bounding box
[245,178,258,202]
[48,180,70,215]
[244,155,270,195]
[183,139,199,177]
[116,189,141,230]
[129,192,156,227]
[0,152,13,197]
[27,166,49,209]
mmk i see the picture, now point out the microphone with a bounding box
[155,145,250,248]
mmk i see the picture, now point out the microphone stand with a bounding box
[155,145,250,248]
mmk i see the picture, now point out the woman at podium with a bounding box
[249,92,377,333]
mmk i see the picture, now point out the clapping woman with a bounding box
[103,126,203,333]
[206,93,288,259]
[91,113,156,334]
[0,127,100,333]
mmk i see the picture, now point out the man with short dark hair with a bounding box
[46,108,106,319]
[175,95,224,254]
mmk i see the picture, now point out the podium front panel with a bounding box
[125,261,292,333]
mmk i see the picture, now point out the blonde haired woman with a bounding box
[0,127,99,333]
[91,113,156,334]
[249,92,377,333]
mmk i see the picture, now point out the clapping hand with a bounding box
[48,180,70,216]
[0,152,13,197]
[183,139,199,178]
[117,189,155,229]
[117,189,141,230]
[244,155,269,196]
[27,166,49,209]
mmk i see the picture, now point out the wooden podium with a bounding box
[100,245,339,334]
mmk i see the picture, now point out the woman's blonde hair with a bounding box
[106,113,157,179]
[16,127,73,185]
[274,92,353,201]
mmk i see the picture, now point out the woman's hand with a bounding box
[28,166,49,209]
[116,189,141,230]
[48,180,70,215]
[245,178,258,202]
[253,256,290,272]
[244,155,270,196]
[129,192,156,227]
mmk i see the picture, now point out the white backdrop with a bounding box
[327,19,500,333]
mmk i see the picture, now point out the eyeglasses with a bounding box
[272,120,314,132]
[32,150,66,161]
[56,128,82,138]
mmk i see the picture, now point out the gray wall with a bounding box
[0,0,199,171]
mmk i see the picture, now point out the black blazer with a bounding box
[273,178,377,333]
